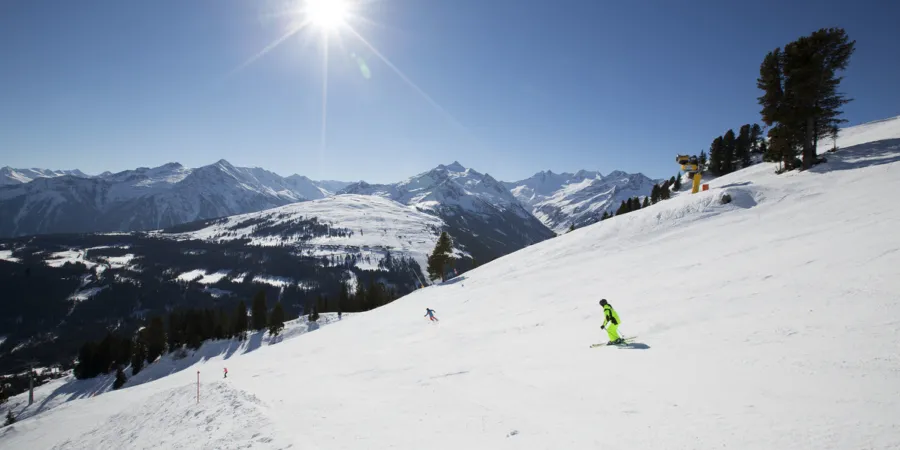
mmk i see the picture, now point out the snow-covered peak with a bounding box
[507,168,658,233]
[438,161,467,173]
[0,166,91,186]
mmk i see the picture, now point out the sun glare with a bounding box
[306,0,349,31]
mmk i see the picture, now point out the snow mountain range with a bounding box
[0,160,349,238]
[505,169,659,233]
[339,162,556,258]
[0,158,655,238]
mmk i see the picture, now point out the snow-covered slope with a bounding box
[506,169,659,233]
[341,162,556,261]
[0,167,89,186]
[1,314,344,426]
[3,119,899,449]
[0,160,348,237]
[158,194,446,273]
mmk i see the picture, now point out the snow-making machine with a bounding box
[676,154,703,194]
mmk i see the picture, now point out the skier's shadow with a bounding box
[617,342,651,350]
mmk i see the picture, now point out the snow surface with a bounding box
[0,315,345,429]
[174,269,231,284]
[3,120,900,449]
[0,249,20,263]
[68,286,108,302]
[161,194,446,273]
[44,250,97,269]
[98,254,136,269]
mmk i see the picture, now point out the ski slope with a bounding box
[2,120,900,449]
[1,314,345,425]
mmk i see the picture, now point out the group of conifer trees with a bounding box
[74,291,288,382]
[707,124,765,175]
[701,28,854,175]
[595,174,682,222]
[758,28,854,171]
[73,279,401,384]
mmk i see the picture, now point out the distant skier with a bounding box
[223,367,228,379]
[599,299,624,345]
[424,308,439,322]
[338,311,343,320]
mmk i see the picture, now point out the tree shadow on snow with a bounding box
[30,373,114,418]
[811,138,900,173]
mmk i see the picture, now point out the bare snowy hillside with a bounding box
[157,194,448,273]
[2,119,898,449]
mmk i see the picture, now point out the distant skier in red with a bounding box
[223,367,228,379]
[425,308,439,322]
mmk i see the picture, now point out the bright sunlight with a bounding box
[306,0,349,31]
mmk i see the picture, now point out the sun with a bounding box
[306,0,350,31]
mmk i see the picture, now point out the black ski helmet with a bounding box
[599,299,608,306]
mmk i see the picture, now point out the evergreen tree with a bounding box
[642,197,651,208]
[74,341,98,379]
[4,410,14,426]
[568,223,575,233]
[759,140,770,161]
[251,291,267,331]
[113,366,127,390]
[215,309,229,339]
[146,316,167,364]
[616,200,628,216]
[308,307,320,322]
[338,282,350,313]
[673,174,682,191]
[356,283,368,311]
[368,279,384,308]
[766,125,797,170]
[699,150,708,170]
[750,124,763,153]
[736,124,752,168]
[269,302,286,336]
[721,130,736,174]
[234,301,249,339]
[426,232,454,281]
[660,181,672,200]
[185,310,203,349]
[131,331,147,376]
[601,211,610,221]
[709,136,725,175]
[650,184,661,204]
[758,28,855,169]
[167,311,184,351]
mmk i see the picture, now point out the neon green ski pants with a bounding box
[606,323,620,342]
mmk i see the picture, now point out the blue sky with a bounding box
[1,0,898,183]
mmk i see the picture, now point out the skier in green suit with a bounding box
[600,299,624,345]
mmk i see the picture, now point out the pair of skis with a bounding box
[590,336,637,348]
